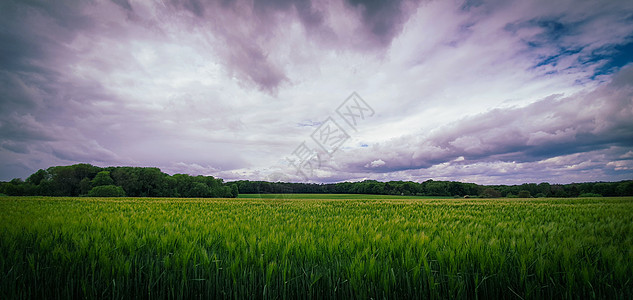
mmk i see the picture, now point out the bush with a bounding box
[579,193,603,197]
[87,185,126,197]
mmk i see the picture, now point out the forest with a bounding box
[0,164,238,198]
[232,179,633,198]
[1,163,632,198]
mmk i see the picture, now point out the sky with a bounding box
[1,0,633,185]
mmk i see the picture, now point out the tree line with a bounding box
[1,164,632,198]
[231,179,633,198]
[0,164,238,198]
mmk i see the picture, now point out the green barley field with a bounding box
[238,193,455,199]
[1,195,632,299]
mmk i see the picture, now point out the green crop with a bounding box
[1,196,632,299]
[237,193,454,199]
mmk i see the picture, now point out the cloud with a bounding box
[49,140,121,163]
[344,0,420,46]
[1,141,30,154]
[365,159,385,168]
[117,0,422,92]
[329,64,633,181]
[621,151,633,159]
[0,113,58,143]
[1,0,632,184]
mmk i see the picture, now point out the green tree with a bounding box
[138,168,168,197]
[617,181,633,196]
[426,181,449,196]
[26,169,49,185]
[110,167,141,196]
[190,182,211,198]
[592,182,617,197]
[87,185,126,197]
[537,182,551,197]
[517,190,531,198]
[551,185,568,197]
[481,188,501,198]
[91,171,114,187]
[222,186,234,197]
[47,164,100,196]
[448,182,465,196]
[371,182,386,195]
[230,184,239,198]
[1,179,26,196]
[79,177,92,195]
[174,174,194,197]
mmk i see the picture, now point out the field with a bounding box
[238,193,454,199]
[1,196,632,299]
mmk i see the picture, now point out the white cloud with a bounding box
[366,159,386,168]
[621,151,633,159]
[1,0,633,184]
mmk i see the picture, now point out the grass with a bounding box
[1,196,632,299]
[237,193,454,199]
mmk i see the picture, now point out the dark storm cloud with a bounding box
[1,0,632,183]
[151,0,419,92]
[341,65,633,173]
[151,0,303,92]
[0,0,262,179]
[252,0,322,24]
[0,3,84,74]
[0,1,95,91]
[0,1,132,171]
[1,142,30,155]
[110,0,133,11]
[345,0,418,46]
[168,0,206,17]
[0,72,41,112]
[0,114,57,143]
[292,0,325,27]
[217,33,289,93]
[248,0,414,45]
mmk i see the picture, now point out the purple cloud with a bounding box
[1,0,632,184]
[326,65,633,183]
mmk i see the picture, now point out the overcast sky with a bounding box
[1,0,633,184]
